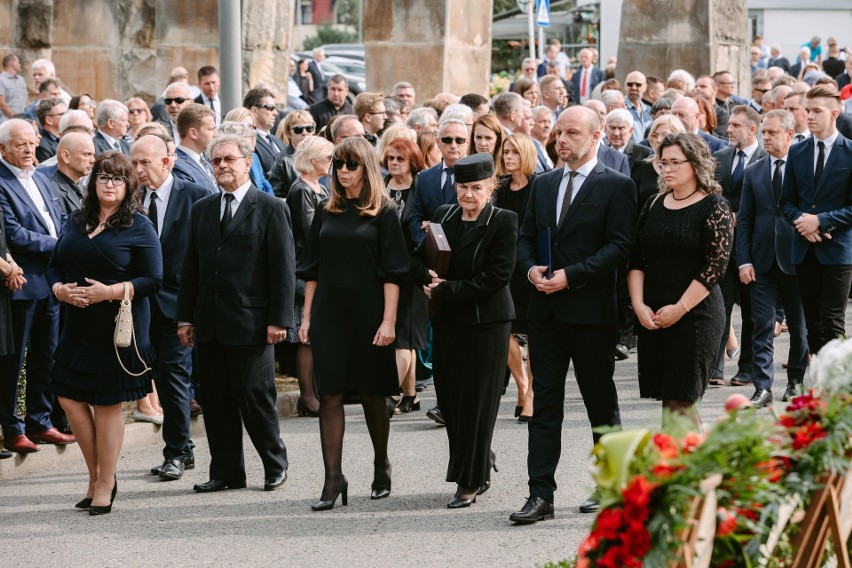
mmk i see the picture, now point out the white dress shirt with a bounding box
[1,158,57,238]
[813,130,839,173]
[555,157,598,226]
[145,174,174,237]
[221,181,251,220]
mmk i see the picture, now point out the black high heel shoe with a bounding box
[514,405,523,418]
[75,497,92,510]
[311,476,348,511]
[296,399,320,417]
[89,478,117,516]
[371,464,392,500]
[397,396,420,413]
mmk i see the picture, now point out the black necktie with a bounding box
[732,150,746,185]
[148,192,159,235]
[442,167,454,199]
[795,134,805,143]
[815,141,825,186]
[558,170,579,226]
[221,193,234,233]
[208,97,215,111]
[772,159,784,203]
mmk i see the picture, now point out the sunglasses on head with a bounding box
[255,104,277,112]
[291,125,314,134]
[440,136,467,145]
[332,158,361,170]
[164,97,190,105]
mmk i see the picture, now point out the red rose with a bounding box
[598,545,627,568]
[578,533,600,558]
[792,423,827,450]
[653,433,678,459]
[595,507,624,540]
[717,507,737,536]
[622,522,652,556]
[651,462,679,480]
[623,475,658,510]
[681,431,705,453]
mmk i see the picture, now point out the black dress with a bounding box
[494,175,534,334]
[0,214,14,356]
[297,198,410,395]
[47,213,163,405]
[628,192,732,402]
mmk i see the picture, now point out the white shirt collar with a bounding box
[222,180,252,203]
[563,156,598,178]
[815,130,840,147]
[147,173,174,203]
[98,130,118,146]
[1,158,35,179]
[740,141,760,160]
[178,145,202,163]
[771,154,789,167]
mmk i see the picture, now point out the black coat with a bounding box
[49,170,83,217]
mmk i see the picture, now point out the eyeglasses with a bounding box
[658,159,688,171]
[255,104,277,112]
[46,112,65,118]
[164,97,190,105]
[210,155,247,166]
[386,155,407,162]
[625,82,644,88]
[96,174,126,186]
[440,137,467,145]
[291,125,314,134]
[754,88,769,94]
[128,108,147,115]
[367,111,386,116]
[332,158,361,170]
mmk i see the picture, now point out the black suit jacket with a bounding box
[254,132,286,177]
[49,170,84,217]
[622,142,658,212]
[837,113,852,140]
[148,176,211,320]
[36,130,59,163]
[176,185,296,344]
[699,130,729,153]
[517,161,637,325]
[714,145,767,213]
[769,56,790,73]
[93,130,130,156]
[410,202,517,326]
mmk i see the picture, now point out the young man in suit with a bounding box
[780,84,852,356]
[511,106,636,524]
[193,66,221,127]
[736,110,809,407]
[132,135,211,481]
[244,87,285,176]
[0,118,74,452]
[711,105,767,387]
[49,131,94,215]
[92,99,130,156]
[177,134,295,492]
[173,104,218,195]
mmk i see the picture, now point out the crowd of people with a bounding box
[0,32,851,522]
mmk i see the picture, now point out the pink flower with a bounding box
[717,507,737,536]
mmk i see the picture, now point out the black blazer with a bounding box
[176,185,296,345]
[517,161,637,326]
[623,141,652,172]
[623,142,658,213]
[254,132,286,176]
[411,202,517,326]
[307,60,326,101]
[149,176,211,320]
[49,170,84,217]
[714,145,767,213]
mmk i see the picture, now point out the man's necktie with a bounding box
[815,141,825,186]
[795,134,805,143]
[148,192,159,235]
[558,170,579,226]
[732,150,746,185]
[580,70,588,98]
[773,159,784,203]
[207,97,215,111]
[221,193,234,233]
[442,167,454,199]
[201,155,215,182]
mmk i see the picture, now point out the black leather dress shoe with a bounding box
[782,382,805,402]
[509,496,555,524]
[579,489,602,513]
[613,344,629,361]
[193,479,247,493]
[730,372,753,386]
[151,456,194,475]
[447,495,476,509]
[426,406,445,425]
[0,449,11,459]
[749,389,774,408]
[159,458,185,481]
[264,471,287,491]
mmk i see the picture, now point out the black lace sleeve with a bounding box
[696,195,733,289]
[628,192,661,272]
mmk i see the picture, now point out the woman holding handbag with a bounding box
[47,151,163,515]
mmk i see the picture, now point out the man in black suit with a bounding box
[736,110,809,407]
[49,131,94,215]
[308,74,352,131]
[193,66,221,127]
[695,75,731,138]
[92,99,130,156]
[132,135,210,481]
[768,44,791,74]
[243,87,285,176]
[510,106,636,524]
[307,48,326,102]
[788,47,811,80]
[712,105,767,387]
[605,109,654,359]
[35,97,65,162]
[176,134,295,492]
[671,97,729,152]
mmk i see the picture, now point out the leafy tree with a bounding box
[303,24,359,51]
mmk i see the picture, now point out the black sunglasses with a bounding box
[440,136,467,145]
[625,82,644,88]
[164,97,190,105]
[332,158,361,170]
[291,125,315,134]
[255,104,277,112]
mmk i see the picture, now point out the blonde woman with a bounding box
[276,110,316,156]
[124,98,153,139]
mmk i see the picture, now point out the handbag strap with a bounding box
[114,282,152,378]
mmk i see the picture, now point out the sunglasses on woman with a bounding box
[291,125,315,134]
[332,159,361,170]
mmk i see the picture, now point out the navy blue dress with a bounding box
[47,212,163,405]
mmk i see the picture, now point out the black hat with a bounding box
[453,153,495,183]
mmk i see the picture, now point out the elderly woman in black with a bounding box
[411,153,518,508]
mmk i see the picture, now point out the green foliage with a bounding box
[302,24,358,51]
[493,0,518,14]
[539,560,575,568]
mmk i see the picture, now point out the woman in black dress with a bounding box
[297,137,409,510]
[381,138,427,413]
[286,135,334,417]
[0,214,24,460]
[628,133,733,426]
[48,152,163,514]
[411,153,517,509]
[494,133,537,422]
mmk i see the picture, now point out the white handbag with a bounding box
[113,282,151,377]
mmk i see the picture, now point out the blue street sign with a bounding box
[536,0,550,27]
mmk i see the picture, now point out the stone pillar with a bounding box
[616,0,749,91]
[364,0,493,101]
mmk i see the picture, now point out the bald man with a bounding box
[50,132,94,215]
[624,71,652,142]
[670,97,729,152]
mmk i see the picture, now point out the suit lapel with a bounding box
[719,150,734,189]
[2,164,52,233]
[221,186,257,240]
[161,179,181,240]
[814,136,846,196]
[558,162,603,231]
[205,191,222,241]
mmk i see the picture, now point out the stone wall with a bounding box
[0,0,292,105]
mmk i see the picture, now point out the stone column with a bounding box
[364,0,493,101]
[616,0,749,91]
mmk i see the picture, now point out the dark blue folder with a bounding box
[536,227,552,279]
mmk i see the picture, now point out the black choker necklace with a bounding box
[670,189,699,201]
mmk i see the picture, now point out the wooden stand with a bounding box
[789,471,851,568]
[672,474,722,568]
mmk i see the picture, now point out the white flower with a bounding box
[809,338,852,395]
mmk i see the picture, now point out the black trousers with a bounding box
[527,317,621,503]
[150,302,194,461]
[616,265,636,347]
[797,247,852,354]
[713,269,753,378]
[197,342,288,482]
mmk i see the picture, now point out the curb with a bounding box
[0,390,300,481]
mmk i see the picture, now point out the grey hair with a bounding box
[605,108,633,126]
[667,69,696,92]
[293,135,334,175]
[600,90,625,108]
[439,103,474,125]
[532,105,551,118]
[164,82,192,97]
[406,107,438,129]
[330,114,360,140]
[491,92,523,119]
[31,58,55,75]
[207,134,252,158]
[95,99,129,127]
[59,109,93,134]
[0,118,33,145]
[438,118,468,137]
[218,121,257,151]
[312,47,325,58]
[763,109,795,132]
